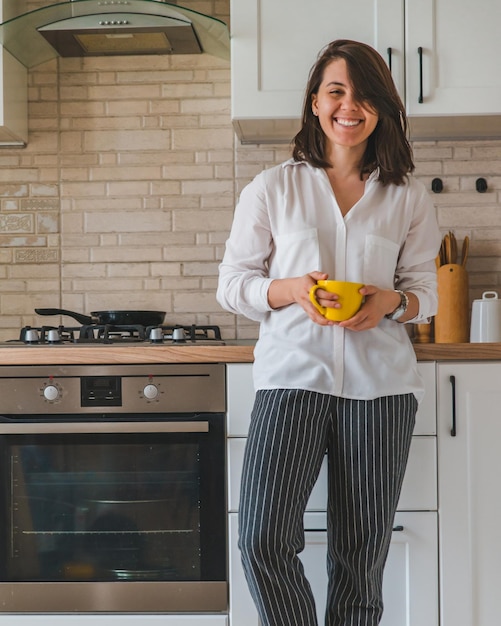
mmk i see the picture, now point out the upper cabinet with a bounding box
[0,47,27,146]
[405,0,501,138]
[0,0,27,146]
[231,0,501,143]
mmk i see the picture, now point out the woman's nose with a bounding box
[340,92,359,110]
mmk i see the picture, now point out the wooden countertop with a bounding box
[413,342,501,361]
[0,343,256,366]
[0,342,500,366]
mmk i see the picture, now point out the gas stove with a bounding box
[12,324,225,346]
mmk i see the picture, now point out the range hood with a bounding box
[0,0,230,68]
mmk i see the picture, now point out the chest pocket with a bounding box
[363,234,400,288]
[274,228,320,277]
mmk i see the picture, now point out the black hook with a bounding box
[476,177,488,193]
[431,177,443,193]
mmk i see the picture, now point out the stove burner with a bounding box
[79,324,147,343]
[18,324,224,345]
[147,325,223,343]
[19,325,80,344]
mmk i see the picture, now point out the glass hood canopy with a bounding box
[0,0,230,68]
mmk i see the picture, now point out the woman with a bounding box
[217,40,441,626]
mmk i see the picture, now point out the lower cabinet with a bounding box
[437,363,501,626]
[229,511,437,626]
[227,362,439,626]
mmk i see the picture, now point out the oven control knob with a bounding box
[43,384,60,401]
[143,384,158,400]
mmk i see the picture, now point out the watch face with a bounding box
[390,306,405,320]
[387,291,408,320]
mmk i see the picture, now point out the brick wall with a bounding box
[0,1,500,340]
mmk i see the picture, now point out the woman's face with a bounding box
[311,58,379,151]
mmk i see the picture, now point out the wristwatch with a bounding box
[385,289,409,321]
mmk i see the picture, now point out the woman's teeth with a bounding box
[336,118,361,127]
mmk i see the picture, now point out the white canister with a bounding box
[470,291,501,342]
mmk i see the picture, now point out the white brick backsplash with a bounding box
[173,210,233,231]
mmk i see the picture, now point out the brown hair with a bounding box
[292,39,414,186]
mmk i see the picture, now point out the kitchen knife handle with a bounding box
[450,374,457,437]
[418,47,424,103]
[387,47,392,71]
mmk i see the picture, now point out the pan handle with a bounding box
[35,308,94,325]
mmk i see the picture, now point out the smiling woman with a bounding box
[217,38,441,626]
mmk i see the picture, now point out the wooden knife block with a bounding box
[434,264,469,343]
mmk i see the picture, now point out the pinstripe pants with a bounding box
[238,389,417,626]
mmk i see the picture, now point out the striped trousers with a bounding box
[238,389,417,626]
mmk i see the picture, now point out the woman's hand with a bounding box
[268,271,340,326]
[339,285,416,331]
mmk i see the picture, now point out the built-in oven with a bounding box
[0,363,227,614]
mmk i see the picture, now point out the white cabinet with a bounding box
[0,0,28,145]
[230,0,402,143]
[230,512,437,626]
[227,362,437,437]
[0,47,28,146]
[405,0,501,117]
[437,363,501,626]
[231,0,501,143]
[227,362,438,626]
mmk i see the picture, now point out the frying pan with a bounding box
[35,308,166,326]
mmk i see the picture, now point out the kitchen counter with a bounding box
[412,342,501,361]
[0,342,256,366]
[1,342,501,365]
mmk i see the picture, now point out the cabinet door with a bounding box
[228,435,437,513]
[0,48,28,145]
[437,363,501,626]
[229,512,438,626]
[406,0,501,116]
[226,363,255,437]
[231,0,403,141]
[226,362,436,437]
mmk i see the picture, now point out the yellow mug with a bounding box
[309,280,364,322]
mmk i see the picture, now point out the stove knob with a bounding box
[149,327,164,343]
[143,384,158,400]
[172,327,186,342]
[25,329,39,343]
[47,329,61,343]
[43,385,60,401]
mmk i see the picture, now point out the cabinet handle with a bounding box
[450,374,457,437]
[387,47,392,71]
[392,525,404,532]
[418,46,424,103]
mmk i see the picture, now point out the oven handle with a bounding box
[0,421,210,435]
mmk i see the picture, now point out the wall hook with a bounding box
[476,177,488,193]
[431,177,443,193]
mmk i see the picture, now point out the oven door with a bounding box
[0,414,226,613]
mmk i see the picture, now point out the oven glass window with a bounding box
[0,417,225,584]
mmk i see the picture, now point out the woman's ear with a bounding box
[311,94,318,116]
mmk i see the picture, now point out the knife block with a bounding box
[434,263,469,343]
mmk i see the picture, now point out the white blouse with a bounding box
[217,159,441,402]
